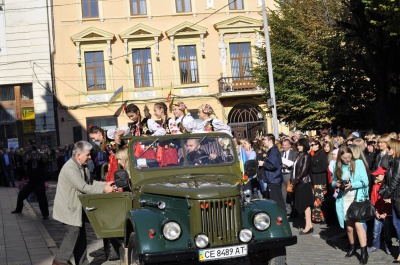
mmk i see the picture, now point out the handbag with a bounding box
[286,180,294,193]
[347,182,375,221]
[114,169,131,191]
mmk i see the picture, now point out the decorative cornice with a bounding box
[71,27,114,43]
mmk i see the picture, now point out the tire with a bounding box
[127,232,143,265]
[249,247,287,265]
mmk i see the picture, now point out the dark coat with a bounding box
[311,150,328,185]
[292,152,312,186]
[383,158,400,199]
[261,145,283,184]
[373,152,390,172]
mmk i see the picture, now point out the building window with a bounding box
[229,42,252,79]
[85,51,106,91]
[21,84,33,100]
[176,0,191,13]
[0,85,15,101]
[86,116,117,142]
[178,45,198,84]
[132,48,153,87]
[229,0,244,10]
[82,0,99,18]
[131,0,146,15]
[0,108,15,124]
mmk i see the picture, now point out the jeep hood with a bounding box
[141,180,240,199]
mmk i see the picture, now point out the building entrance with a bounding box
[228,103,266,140]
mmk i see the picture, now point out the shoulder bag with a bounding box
[286,180,294,193]
[347,182,375,221]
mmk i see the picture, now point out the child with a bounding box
[369,166,392,255]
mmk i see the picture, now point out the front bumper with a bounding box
[139,235,297,264]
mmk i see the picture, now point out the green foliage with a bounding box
[253,0,392,131]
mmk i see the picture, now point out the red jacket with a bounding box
[371,182,392,215]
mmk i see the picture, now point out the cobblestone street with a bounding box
[28,181,399,265]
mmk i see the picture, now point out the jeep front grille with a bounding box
[195,198,240,245]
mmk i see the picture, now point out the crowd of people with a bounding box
[237,130,400,265]
[7,100,400,265]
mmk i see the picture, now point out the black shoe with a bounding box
[299,227,313,235]
[11,210,22,214]
[345,244,356,258]
[360,246,368,264]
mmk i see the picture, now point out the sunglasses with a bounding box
[310,144,316,147]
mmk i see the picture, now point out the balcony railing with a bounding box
[218,76,259,93]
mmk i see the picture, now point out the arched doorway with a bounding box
[228,103,267,140]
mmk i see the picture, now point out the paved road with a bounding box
[27,181,399,264]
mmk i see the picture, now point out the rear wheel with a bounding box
[249,247,287,265]
[127,232,143,265]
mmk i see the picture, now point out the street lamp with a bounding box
[261,0,279,139]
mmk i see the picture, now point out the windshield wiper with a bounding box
[138,138,159,158]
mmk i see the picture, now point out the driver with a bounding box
[182,139,222,165]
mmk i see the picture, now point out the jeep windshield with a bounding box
[132,134,235,169]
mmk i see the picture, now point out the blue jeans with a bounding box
[372,216,392,249]
[393,207,400,250]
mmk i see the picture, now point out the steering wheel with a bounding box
[194,156,211,165]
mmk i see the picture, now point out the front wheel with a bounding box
[127,232,143,265]
[249,247,287,265]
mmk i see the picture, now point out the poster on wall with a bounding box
[7,138,19,150]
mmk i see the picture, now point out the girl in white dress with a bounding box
[194,104,232,137]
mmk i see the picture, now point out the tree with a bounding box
[253,0,377,131]
[336,0,400,133]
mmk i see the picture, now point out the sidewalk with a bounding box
[0,186,57,265]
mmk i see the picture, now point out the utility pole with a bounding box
[262,0,279,139]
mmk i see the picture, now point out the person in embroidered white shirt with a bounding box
[124,103,166,136]
[153,102,181,135]
[172,102,198,133]
[194,104,232,137]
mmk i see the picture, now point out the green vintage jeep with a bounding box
[79,133,296,264]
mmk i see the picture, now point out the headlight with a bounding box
[162,221,181,241]
[194,234,209,248]
[239,229,253,243]
[253,212,270,231]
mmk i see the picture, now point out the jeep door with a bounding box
[79,192,132,238]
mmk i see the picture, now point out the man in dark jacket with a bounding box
[258,134,286,211]
[11,146,49,219]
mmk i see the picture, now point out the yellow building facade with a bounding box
[53,0,289,144]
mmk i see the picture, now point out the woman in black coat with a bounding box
[310,140,328,223]
[292,138,314,235]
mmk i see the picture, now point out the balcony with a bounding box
[218,76,264,98]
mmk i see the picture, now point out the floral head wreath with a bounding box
[199,104,215,116]
[173,102,188,114]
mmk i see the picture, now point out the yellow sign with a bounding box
[22,108,35,120]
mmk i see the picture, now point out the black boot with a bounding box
[345,244,356,258]
[360,246,368,264]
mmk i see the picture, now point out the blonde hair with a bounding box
[388,139,400,158]
[389,132,398,140]
[349,144,369,168]
[116,148,130,170]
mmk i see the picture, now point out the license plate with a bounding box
[199,244,248,262]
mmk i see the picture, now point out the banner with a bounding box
[7,138,18,150]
